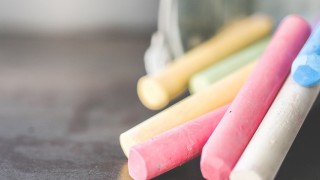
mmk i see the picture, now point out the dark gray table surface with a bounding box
[0,34,319,180]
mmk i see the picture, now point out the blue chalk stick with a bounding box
[291,24,320,86]
[293,65,320,87]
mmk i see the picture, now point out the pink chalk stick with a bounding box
[200,15,311,180]
[128,105,228,180]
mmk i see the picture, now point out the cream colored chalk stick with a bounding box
[230,77,320,180]
[138,14,272,110]
[120,61,257,157]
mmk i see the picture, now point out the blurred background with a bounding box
[0,0,319,179]
[0,0,158,35]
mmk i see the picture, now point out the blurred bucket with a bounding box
[144,0,253,75]
[144,0,319,75]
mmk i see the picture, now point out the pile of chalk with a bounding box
[120,14,320,180]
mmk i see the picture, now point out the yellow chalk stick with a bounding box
[120,61,257,157]
[137,14,272,110]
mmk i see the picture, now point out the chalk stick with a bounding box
[137,14,272,110]
[291,23,320,87]
[200,15,311,180]
[231,24,320,180]
[128,105,228,180]
[189,37,269,94]
[230,78,320,180]
[120,61,256,157]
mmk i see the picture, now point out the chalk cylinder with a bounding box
[231,23,320,180]
[189,37,270,93]
[230,77,320,180]
[291,23,320,87]
[128,105,228,180]
[200,15,311,180]
[120,61,256,157]
[137,14,272,110]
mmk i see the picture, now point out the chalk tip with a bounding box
[201,157,231,180]
[282,14,308,24]
[230,170,263,180]
[120,132,136,158]
[292,65,320,87]
[128,148,148,180]
[137,76,169,110]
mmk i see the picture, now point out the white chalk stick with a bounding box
[230,76,320,180]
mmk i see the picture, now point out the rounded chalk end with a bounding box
[230,170,263,180]
[128,148,148,180]
[292,65,320,87]
[189,75,211,94]
[201,157,231,180]
[137,76,169,110]
[120,132,137,158]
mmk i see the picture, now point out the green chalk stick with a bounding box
[189,37,270,93]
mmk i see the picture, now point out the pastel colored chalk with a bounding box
[120,61,256,157]
[230,77,320,180]
[200,15,311,180]
[189,37,269,93]
[137,14,272,110]
[231,23,320,180]
[128,105,228,180]
[291,23,320,86]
